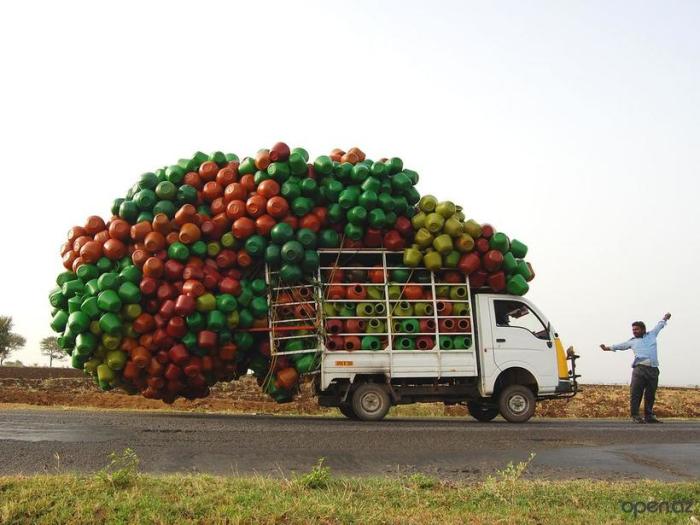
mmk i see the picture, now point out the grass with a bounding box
[1,451,698,524]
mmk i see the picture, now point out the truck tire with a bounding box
[338,404,359,420]
[351,383,391,421]
[498,385,536,423]
[467,401,499,422]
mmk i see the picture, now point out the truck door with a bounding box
[489,298,558,392]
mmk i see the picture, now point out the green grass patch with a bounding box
[1,451,698,524]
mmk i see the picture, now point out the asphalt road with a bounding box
[0,409,698,480]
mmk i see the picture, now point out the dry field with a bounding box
[0,367,697,418]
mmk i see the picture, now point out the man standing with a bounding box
[600,313,671,424]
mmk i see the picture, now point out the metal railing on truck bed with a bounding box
[264,249,479,390]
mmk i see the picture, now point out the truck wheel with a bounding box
[467,401,499,422]
[498,385,536,423]
[351,383,391,421]
[338,404,359,420]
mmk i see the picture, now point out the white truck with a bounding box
[265,249,579,422]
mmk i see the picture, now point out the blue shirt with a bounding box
[611,320,667,367]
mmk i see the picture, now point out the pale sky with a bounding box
[1,1,698,386]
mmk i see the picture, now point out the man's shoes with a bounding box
[644,416,662,424]
[631,416,646,424]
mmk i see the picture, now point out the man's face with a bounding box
[632,325,644,338]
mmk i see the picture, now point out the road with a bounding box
[0,409,698,480]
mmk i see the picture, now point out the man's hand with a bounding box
[663,313,671,321]
[600,344,612,351]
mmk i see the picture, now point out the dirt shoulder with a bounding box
[0,367,697,418]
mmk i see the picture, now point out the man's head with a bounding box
[632,321,646,338]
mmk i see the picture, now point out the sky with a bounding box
[0,1,698,386]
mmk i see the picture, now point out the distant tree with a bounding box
[3,360,24,367]
[40,336,65,368]
[0,316,26,366]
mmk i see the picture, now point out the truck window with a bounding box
[493,300,549,340]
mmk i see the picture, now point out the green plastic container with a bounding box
[313,155,333,175]
[186,312,205,331]
[207,310,226,331]
[294,353,317,373]
[449,286,468,301]
[238,309,254,329]
[281,240,304,264]
[344,223,364,240]
[296,228,317,249]
[489,232,510,254]
[403,247,422,267]
[360,205,382,227]
[67,311,90,334]
[265,244,281,265]
[356,303,375,317]
[80,297,101,320]
[75,332,97,355]
[67,296,82,314]
[250,296,268,318]
[97,290,122,313]
[390,269,410,283]
[99,313,122,336]
[97,273,119,291]
[338,187,360,209]
[418,195,437,213]
[414,303,433,317]
[433,234,453,255]
[444,250,461,268]
[439,336,454,350]
[318,229,340,248]
[453,302,470,316]
[62,279,85,299]
[510,239,528,259]
[361,336,381,351]
[270,222,294,244]
[425,213,445,234]
[395,337,416,350]
[76,264,98,283]
[399,319,420,334]
[168,242,190,262]
[366,286,384,300]
[49,288,66,309]
[118,282,141,304]
[196,293,216,312]
[102,333,121,350]
[279,264,302,283]
[245,235,267,258]
[106,350,128,370]
[452,336,472,349]
[507,274,529,296]
[392,301,413,317]
[291,197,313,217]
[301,250,320,273]
[50,310,69,332]
[56,271,76,287]
[216,294,238,313]
[516,260,533,281]
[423,251,442,272]
[502,252,518,274]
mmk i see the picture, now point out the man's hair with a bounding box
[632,321,646,332]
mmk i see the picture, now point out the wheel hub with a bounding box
[361,392,381,413]
[508,394,528,414]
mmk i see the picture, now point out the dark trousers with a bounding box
[630,365,659,418]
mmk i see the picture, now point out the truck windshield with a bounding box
[494,300,549,340]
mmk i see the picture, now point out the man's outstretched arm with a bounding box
[648,313,671,337]
[600,341,632,352]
